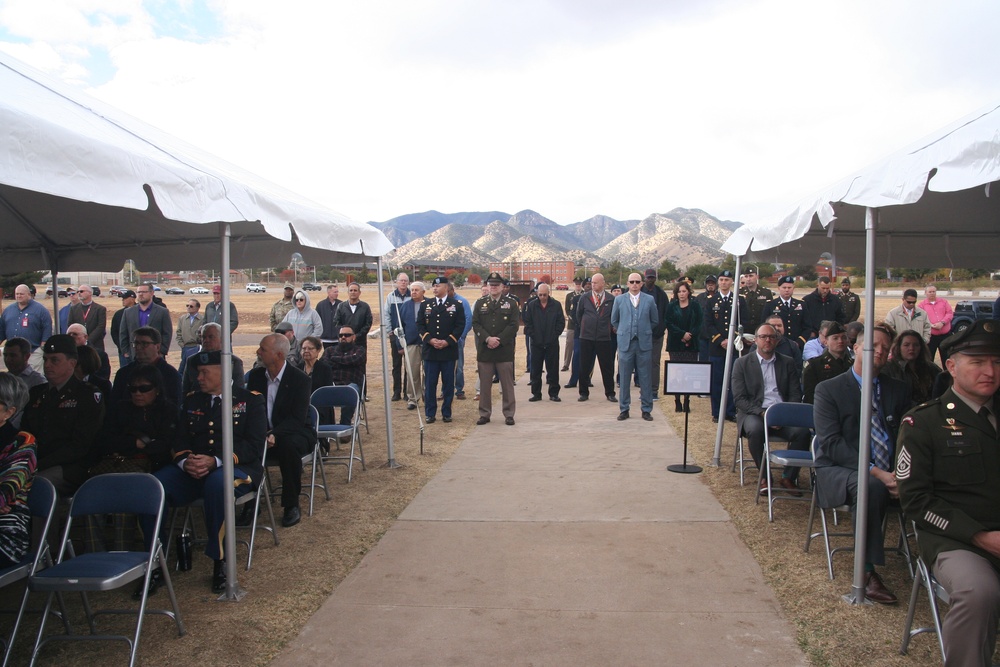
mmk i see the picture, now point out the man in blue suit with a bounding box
[611,273,660,421]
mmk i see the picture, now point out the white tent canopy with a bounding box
[0,51,395,600]
[717,101,1000,606]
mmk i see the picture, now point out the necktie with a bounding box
[212,396,221,411]
[979,407,996,438]
[870,382,892,471]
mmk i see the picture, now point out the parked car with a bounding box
[90,286,102,297]
[555,284,569,290]
[302,282,322,291]
[189,286,210,295]
[246,283,267,293]
[109,285,126,297]
[45,287,70,298]
[951,299,995,335]
[165,287,185,295]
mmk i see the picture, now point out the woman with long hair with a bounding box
[884,329,942,406]
[664,281,702,412]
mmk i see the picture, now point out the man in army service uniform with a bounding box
[738,267,774,335]
[21,334,105,495]
[417,276,465,424]
[472,272,519,426]
[802,321,852,403]
[839,278,862,323]
[562,277,583,371]
[703,270,748,422]
[763,276,809,349]
[897,320,1000,666]
[145,350,266,594]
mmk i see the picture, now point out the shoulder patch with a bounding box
[895,445,912,480]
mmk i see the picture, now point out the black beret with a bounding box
[190,350,222,368]
[718,270,735,279]
[777,276,795,286]
[432,276,448,285]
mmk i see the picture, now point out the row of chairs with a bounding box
[0,384,367,664]
[730,401,947,661]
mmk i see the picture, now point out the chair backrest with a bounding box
[308,405,320,432]
[764,402,814,431]
[311,385,360,412]
[27,476,57,521]
[69,473,165,519]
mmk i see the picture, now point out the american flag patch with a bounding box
[924,511,949,531]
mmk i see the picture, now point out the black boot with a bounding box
[675,398,684,413]
[212,560,227,593]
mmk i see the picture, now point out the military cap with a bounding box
[284,282,295,290]
[841,278,851,285]
[941,320,1000,357]
[611,284,622,292]
[745,267,758,275]
[274,322,294,334]
[431,276,449,285]
[704,274,718,284]
[777,276,795,286]
[718,270,735,279]
[119,289,137,299]
[190,350,222,368]
[582,277,592,286]
[43,334,78,359]
[644,269,657,279]
[573,277,583,284]
[485,272,503,285]
[825,322,847,337]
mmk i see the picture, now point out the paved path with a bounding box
[271,364,807,666]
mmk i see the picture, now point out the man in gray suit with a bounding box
[119,283,173,362]
[732,323,810,494]
[813,322,911,604]
[610,273,660,421]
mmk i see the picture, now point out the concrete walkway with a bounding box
[271,366,808,666]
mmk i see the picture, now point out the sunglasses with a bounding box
[186,304,197,308]
[338,333,354,338]
[628,280,642,284]
[128,385,155,394]
[295,298,306,302]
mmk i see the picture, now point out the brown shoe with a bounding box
[758,478,769,497]
[864,570,898,605]
[776,478,803,497]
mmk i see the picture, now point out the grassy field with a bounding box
[2,288,951,665]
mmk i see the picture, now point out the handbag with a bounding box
[88,453,151,476]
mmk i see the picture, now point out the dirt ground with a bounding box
[1,290,953,665]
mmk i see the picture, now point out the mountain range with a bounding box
[370,208,742,269]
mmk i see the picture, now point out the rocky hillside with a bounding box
[377,208,741,269]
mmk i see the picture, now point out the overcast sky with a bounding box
[1,0,996,227]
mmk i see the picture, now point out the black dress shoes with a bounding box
[617,410,630,421]
[212,560,227,593]
[391,393,401,402]
[606,394,617,402]
[529,395,542,402]
[564,383,576,389]
[642,412,653,421]
[550,396,561,402]
[578,395,589,402]
[282,505,301,528]
[476,417,490,425]
[236,504,255,527]
[505,416,515,425]
[425,416,436,424]
[443,416,452,423]
[133,567,164,600]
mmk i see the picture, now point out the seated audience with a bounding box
[179,322,245,398]
[97,364,176,473]
[2,337,45,429]
[802,320,833,362]
[75,344,112,401]
[0,372,37,568]
[296,336,333,394]
[111,326,181,406]
[323,326,366,426]
[802,321,852,403]
[67,322,111,380]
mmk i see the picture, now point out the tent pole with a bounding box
[712,255,742,466]
[377,257,399,468]
[845,207,878,605]
[218,222,244,601]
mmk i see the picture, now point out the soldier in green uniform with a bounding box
[896,320,1000,666]
[738,267,774,334]
[562,277,583,371]
[21,334,105,495]
[472,272,519,425]
[839,278,861,323]
[802,321,852,403]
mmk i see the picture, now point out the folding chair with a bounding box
[167,440,279,572]
[304,406,330,515]
[28,473,185,667]
[0,477,68,667]
[358,375,370,434]
[311,386,365,482]
[756,402,815,521]
[900,522,948,660]
[730,430,757,486]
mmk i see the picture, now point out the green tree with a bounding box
[791,263,818,281]
[685,263,721,286]
[657,259,679,280]
[748,262,775,279]
[0,271,44,297]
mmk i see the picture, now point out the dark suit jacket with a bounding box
[731,352,803,437]
[332,300,373,345]
[119,303,173,359]
[68,301,108,351]
[390,298,423,349]
[813,370,910,507]
[246,363,314,455]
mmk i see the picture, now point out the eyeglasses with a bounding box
[338,333,354,338]
[128,385,155,394]
[756,334,778,340]
[628,280,642,284]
